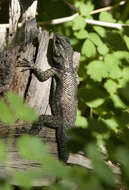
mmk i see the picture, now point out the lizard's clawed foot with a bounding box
[29,121,41,135]
[17,58,35,72]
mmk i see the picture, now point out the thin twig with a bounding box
[64,0,126,14]
[91,1,126,14]
[0,23,22,28]
[38,13,129,30]
[0,1,127,30]
[85,19,129,29]
[1,16,129,30]
[38,0,127,29]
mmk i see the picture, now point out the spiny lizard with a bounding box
[19,33,78,162]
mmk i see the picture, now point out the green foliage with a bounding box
[76,1,94,17]
[87,60,107,81]
[86,143,116,186]
[75,110,88,127]
[0,92,37,125]
[74,29,88,39]
[0,99,15,124]
[99,11,116,23]
[81,39,96,57]
[93,26,106,37]
[0,183,13,190]
[1,0,129,189]
[0,140,6,162]
[79,80,108,108]
[72,16,86,31]
[36,0,129,189]
[17,135,49,162]
[6,92,38,122]
[118,83,129,106]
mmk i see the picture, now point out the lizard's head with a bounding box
[52,33,73,69]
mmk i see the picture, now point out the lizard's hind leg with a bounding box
[30,115,69,162]
[56,127,69,162]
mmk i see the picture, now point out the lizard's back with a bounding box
[60,70,78,128]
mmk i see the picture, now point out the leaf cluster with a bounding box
[37,0,129,189]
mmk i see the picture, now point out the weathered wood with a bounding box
[0,1,58,173]
[9,0,21,45]
[0,26,7,51]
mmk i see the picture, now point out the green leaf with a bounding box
[42,157,69,179]
[115,146,129,166]
[124,35,129,50]
[89,32,103,46]
[74,29,88,39]
[13,168,44,188]
[0,183,13,190]
[118,82,129,106]
[104,54,122,79]
[79,80,108,108]
[13,171,32,188]
[118,67,129,86]
[106,31,127,50]
[18,135,49,162]
[70,38,79,46]
[70,166,102,190]
[0,141,6,162]
[79,1,94,17]
[111,94,126,109]
[86,143,104,162]
[6,92,38,122]
[75,110,88,127]
[87,143,115,186]
[87,60,107,81]
[93,26,106,37]
[81,39,96,57]
[115,146,129,178]
[75,1,94,17]
[104,80,118,94]
[113,51,129,61]
[97,44,109,55]
[102,117,118,132]
[0,99,15,124]
[87,99,105,108]
[48,184,69,190]
[99,11,116,23]
[72,16,86,31]
[18,135,69,179]
[115,111,129,127]
[94,161,116,186]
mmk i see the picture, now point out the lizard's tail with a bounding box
[56,127,69,162]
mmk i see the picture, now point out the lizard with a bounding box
[19,33,78,162]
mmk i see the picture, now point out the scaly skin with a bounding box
[19,33,78,162]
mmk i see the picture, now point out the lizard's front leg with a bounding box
[18,59,57,81]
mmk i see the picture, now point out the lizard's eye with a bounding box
[55,39,60,44]
[65,37,70,44]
